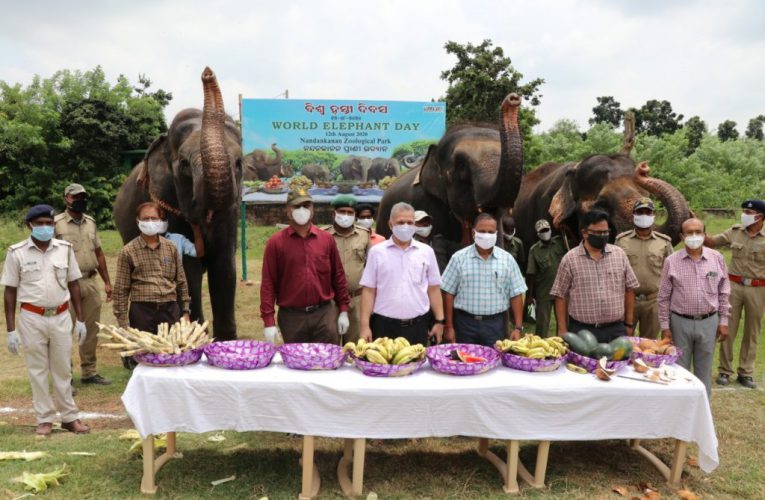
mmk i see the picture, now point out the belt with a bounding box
[84,269,98,278]
[569,317,621,329]
[635,291,658,301]
[21,302,69,317]
[350,289,363,298]
[374,312,430,327]
[132,301,177,310]
[729,274,765,287]
[455,309,505,321]
[672,311,717,321]
[281,300,331,313]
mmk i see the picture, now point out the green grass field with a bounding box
[0,216,763,499]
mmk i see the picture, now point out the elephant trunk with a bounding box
[265,143,283,167]
[494,93,523,208]
[633,162,691,246]
[200,67,233,210]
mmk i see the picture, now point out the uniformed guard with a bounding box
[2,205,91,436]
[615,197,674,339]
[706,199,765,389]
[54,183,113,385]
[413,209,459,273]
[324,195,370,342]
[525,220,567,337]
[501,215,526,272]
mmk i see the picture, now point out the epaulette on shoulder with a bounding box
[615,230,633,240]
[654,232,671,241]
[8,240,27,252]
[83,214,97,223]
[53,213,66,222]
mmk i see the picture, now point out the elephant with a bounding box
[512,154,692,258]
[403,154,425,169]
[243,143,293,181]
[113,67,242,341]
[376,93,524,247]
[339,155,372,181]
[301,163,331,183]
[367,157,401,183]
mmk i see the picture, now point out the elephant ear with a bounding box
[137,133,169,188]
[549,163,578,230]
[415,145,446,199]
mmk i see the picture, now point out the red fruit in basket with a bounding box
[448,349,485,363]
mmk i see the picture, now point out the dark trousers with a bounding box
[277,303,338,344]
[129,302,181,334]
[454,309,505,347]
[370,312,432,345]
[568,316,626,343]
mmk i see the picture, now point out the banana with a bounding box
[395,337,411,350]
[343,341,356,353]
[392,345,419,365]
[357,338,367,348]
[566,363,588,374]
[368,343,390,361]
[364,349,389,364]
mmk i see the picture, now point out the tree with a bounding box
[634,99,684,137]
[717,120,739,142]
[684,116,707,154]
[745,115,765,141]
[440,39,544,140]
[589,96,624,128]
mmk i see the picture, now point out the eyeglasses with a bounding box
[586,230,610,236]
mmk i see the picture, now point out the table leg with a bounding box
[299,435,321,500]
[628,437,687,486]
[352,438,366,496]
[337,439,354,496]
[476,438,520,494]
[337,438,366,497]
[140,435,157,494]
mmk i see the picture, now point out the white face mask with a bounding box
[137,220,164,236]
[633,214,655,229]
[741,213,759,228]
[392,223,416,242]
[538,231,551,242]
[415,225,432,238]
[158,221,169,234]
[474,232,497,250]
[503,229,515,240]
[684,235,704,250]
[334,213,355,229]
[291,207,312,226]
[357,218,373,230]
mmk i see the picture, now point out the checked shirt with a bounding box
[440,244,527,316]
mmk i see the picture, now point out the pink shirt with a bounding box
[657,247,731,330]
[359,239,441,319]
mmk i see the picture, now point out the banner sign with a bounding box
[241,98,446,158]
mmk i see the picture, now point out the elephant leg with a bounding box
[183,255,206,323]
[207,250,238,341]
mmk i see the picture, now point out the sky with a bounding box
[1,0,763,133]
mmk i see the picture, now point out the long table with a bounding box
[121,354,718,496]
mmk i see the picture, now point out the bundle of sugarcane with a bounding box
[96,318,211,357]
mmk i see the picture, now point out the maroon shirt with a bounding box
[260,225,350,327]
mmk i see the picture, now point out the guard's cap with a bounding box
[287,188,313,206]
[64,183,87,196]
[26,204,55,222]
[535,219,551,232]
[331,194,357,209]
[742,199,765,214]
[414,210,430,222]
[633,197,655,211]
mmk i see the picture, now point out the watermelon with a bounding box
[577,330,599,353]
[563,332,591,356]
[590,343,615,360]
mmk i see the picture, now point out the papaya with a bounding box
[577,330,599,353]
[590,343,615,360]
[563,332,591,356]
[609,336,634,361]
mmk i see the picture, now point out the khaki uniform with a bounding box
[325,224,370,342]
[505,236,525,273]
[526,235,566,337]
[712,224,765,377]
[54,212,103,378]
[616,230,674,339]
[1,238,82,424]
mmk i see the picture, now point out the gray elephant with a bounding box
[367,157,401,183]
[301,163,331,183]
[339,155,371,181]
[243,144,293,181]
[403,154,425,169]
[113,67,242,341]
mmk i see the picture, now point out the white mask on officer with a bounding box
[741,213,759,228]
[474,231,497,250]
[291,207,312,226]
[356,218,373,230]
[415,225,432,238]
[137,220,164,236]
[633,214,655,229]
[334,212,355,229]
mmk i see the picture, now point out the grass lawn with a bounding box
[0,216,763,499]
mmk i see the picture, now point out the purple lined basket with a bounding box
[567,351,629,373]
[204,340,277,370]
[134,348,204,367]
[350,353,427,377]
[426,344,500,376]
[500,351,567,372]
[627,337,683,367]
[279,343,347,370]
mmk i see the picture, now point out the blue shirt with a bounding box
[440,244,527,315]
[164,232,197,258]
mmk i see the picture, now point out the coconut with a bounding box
[595,357,615,381]
[633,358,649,373]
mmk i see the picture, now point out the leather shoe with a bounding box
[61,419,90,434]
[82,374,112,385]
[715,373,730,386]
[737,376,757,389]
[35,422,53,436]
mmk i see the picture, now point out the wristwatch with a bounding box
[434,318,446,325]
[513,325,524,331]
[624,322,635,328]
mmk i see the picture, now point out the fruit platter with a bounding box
[563,330,632,373]
[628,337,682,367]
[495,334,569,372]
[343,337,427,377]
[261,175,289,194]
[426,343,500,376]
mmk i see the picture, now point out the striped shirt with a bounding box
[550,243,640,325]
[657,247,731,330]
[441,244,527,315]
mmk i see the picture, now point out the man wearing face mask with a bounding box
[355,204,386,246]
[359,202,444,345]
[260,189,350,345]
[705,199,765,389]
[440,214,526,345]
[550,210,640,342]
[54,184,113,386]
[657,218,730,396]
[501,215,526,273]
[413,209,459,273]
[323,195,369,342]
[525,220,567,337]
[2,205,90,435]
[615,198,674,339]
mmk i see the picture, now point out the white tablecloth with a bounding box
[121,354,719,472]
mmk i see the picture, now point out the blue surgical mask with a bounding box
[31,225,54,242]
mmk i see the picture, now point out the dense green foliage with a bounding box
[717,120,739,142]
[590,96,624,127]
[0,67,170,227]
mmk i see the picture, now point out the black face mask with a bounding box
[68,199,87,213]
[587,234,608,250]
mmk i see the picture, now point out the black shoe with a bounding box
[737,376,756,389]
[82,374,112,385]
[715,373,730,386]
